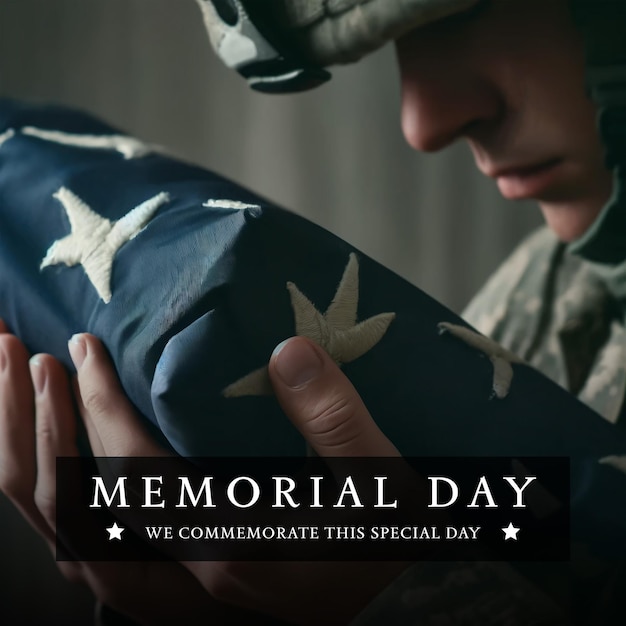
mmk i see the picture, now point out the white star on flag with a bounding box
[106,522,125,541]
[21,126,157,159]
[223,253,396,397]
[437,322,524,399]
[41,187,169,303]
[0,127,15,147]
[202,199,260,210]
[599,454,626,476]
[502,522,520,541]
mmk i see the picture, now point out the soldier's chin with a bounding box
[539,201,604,242]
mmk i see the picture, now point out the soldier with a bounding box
[0,0,624,624]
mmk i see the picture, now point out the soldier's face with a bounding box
[395,0,613,242]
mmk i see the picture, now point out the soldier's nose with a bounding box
[395,35,503,153]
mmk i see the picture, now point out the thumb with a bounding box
[268,337,399,457]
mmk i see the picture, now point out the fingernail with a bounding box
[68,334,87,369]
[272,338,323,388]
[29,355,47,394]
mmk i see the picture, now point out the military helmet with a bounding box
[197,0,626,266]
[194,0,482,93]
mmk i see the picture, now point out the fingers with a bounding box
[0,332,53,543]
[0,329,245,623]
[269,337,399,457]
[28,353,84,582]
[30,354,79,529]
[0,329,83,584]
[69,333,168,458]
[0,333,36,497]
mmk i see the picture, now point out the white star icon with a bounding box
[41,186,169,303]
[223,253,396,397]
[106,522,125,541]
[502,522,520,541]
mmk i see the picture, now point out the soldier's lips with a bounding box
[491,159,564,200]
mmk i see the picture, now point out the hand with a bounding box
[71,332,405,625]
[182,337,409,625]
[0,323,407,625]
[268,336,401,458]
[0,320,278,626]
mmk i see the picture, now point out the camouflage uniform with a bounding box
[465,227,626,424]
[352,227,626,625]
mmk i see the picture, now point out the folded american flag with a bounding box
[0,98,624,472]
[5,99,626,556]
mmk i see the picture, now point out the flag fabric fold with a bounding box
[0,98,625,469]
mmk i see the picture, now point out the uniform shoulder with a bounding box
[462,227,560,336]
